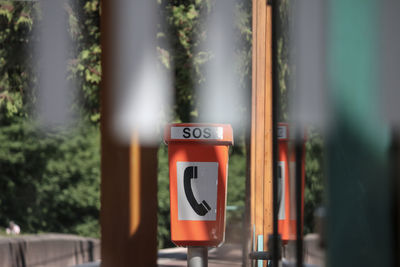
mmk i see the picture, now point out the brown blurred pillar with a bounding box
[250,0,273,264]
[100,1,158,266]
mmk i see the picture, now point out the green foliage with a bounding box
[227,152,246,208]
[0,1,101,125]
[304,129,325,234]
[68,0,101,123]
[225,151,246,242]
[0,2,38,124]
[0,1,101,238]
[160,0,251,123]
[0,119,101,237]
[161,0,203,122]
[277,0,291,122]
[157,144,173,249]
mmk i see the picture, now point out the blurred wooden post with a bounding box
[250,0,273,263]
[100,1,158,266]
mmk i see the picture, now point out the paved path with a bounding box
[158,243,242,267]
[72,243,243,267]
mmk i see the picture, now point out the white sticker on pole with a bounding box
[177,162,218,221]
[171,126,223,140]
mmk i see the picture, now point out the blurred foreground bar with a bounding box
[326,0,393,266]
[36,0,72,128]
[100,0,158,266]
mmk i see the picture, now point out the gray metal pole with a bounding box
[187,247,208,267]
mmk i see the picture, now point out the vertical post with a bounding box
[187,247,208,267]
[251,0,273,266]
[294,137,303,267]
[389,130,400,266]
[100,0,158,266]
[271,0,280,266]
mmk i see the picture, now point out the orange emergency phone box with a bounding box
[277,123,305,242]
[164,123,233,247]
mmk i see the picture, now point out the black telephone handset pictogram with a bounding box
[184,166,211,216]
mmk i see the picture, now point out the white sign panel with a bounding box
[171,127,223,140]
[278,125,288,139]
[278,161,285,220]
[177,161,218,221]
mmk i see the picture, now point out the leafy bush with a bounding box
[0,119,100,237]
[0,1,101,238]
[304,129,325,234]
[157,144,173,249]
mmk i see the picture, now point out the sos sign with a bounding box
[170,126,223,140]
